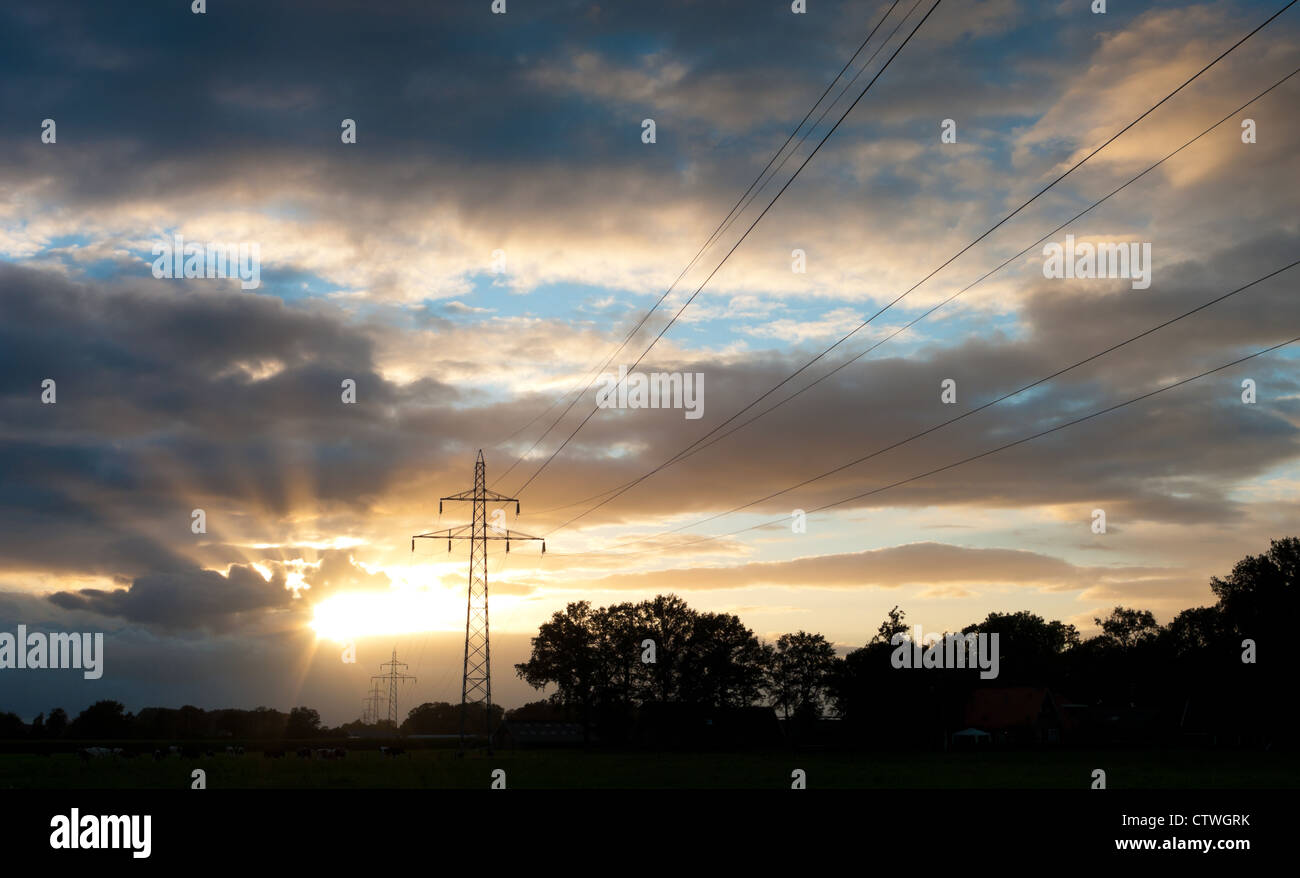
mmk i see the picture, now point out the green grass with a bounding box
[2,748,1297,789]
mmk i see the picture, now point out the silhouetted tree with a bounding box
[0,712,27,738]
[68,700,132,739]
[1094,606,1159,649]
[767,631,838,722]
[45,707,68,738]
[516,595,771,741]
[285,706,321,739]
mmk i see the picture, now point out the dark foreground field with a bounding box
[3,748,1297,789]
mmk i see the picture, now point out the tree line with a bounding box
[510,537,1298,746]
[2,537,1294,746]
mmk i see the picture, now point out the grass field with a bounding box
[3,747,1297,789]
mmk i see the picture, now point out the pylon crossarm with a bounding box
[413,524,474,540]
[482,529,544,541]
[442,488,518,504]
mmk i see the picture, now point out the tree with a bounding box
[681,612,768,709]
[963,610,1079,684]
[515,600,604,738]
[0,712,27,739]
[285,706,321,739]
[1095,606,1158,649]
[68,700,132,739]
[505,700,572,722]
[45,707,68,738]
[1210,536,1299,642]
[635,594,698,703]
[515,595,771,739]
[871,606,908,645]
[767,631,838,721]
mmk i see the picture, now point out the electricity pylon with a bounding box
[371,648,416,727]
[362,681,385,725]
[412,449,544,751]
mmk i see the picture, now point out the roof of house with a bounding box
[964,686,1077,731]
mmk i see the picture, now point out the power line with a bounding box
[556,336,1300,559]
[509,0,947,497]
[489,0,908,485]
[535,1,1298,519]
[535,62,1300,529]
[553,258,1300,554]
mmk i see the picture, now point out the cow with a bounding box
[380,746,406,758]
[263,749,285,759]
[333,748,347,759]
[296,747,312,759]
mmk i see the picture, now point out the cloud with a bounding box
[567,541,1174,592]
[48,563,301,632]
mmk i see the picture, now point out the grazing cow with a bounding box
[333,748,347,759]
[381,746,406,758]
[153,749,165,761]
[296,747,312,759]
[263,749,285,759]
[235,745,245,756]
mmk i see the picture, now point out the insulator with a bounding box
[447,540,451,552]
[410,539,414,552]
[506,539,510,553]
[516,501,520,515]
[439,501,443,515]
[541,541,546,554]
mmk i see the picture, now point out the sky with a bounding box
[0,0,1297,724]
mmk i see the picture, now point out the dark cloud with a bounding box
[48,562,299,632]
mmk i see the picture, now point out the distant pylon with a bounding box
[412,450,544,751]
[362,680,385,725]
[371,648,416,726]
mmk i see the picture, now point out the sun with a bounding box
[310,587,465,641]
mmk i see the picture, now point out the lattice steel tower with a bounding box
[362,680,385,725]
[413,450,544,750]
[371,648,416,726]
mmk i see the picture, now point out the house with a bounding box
[962,687,1082,745]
